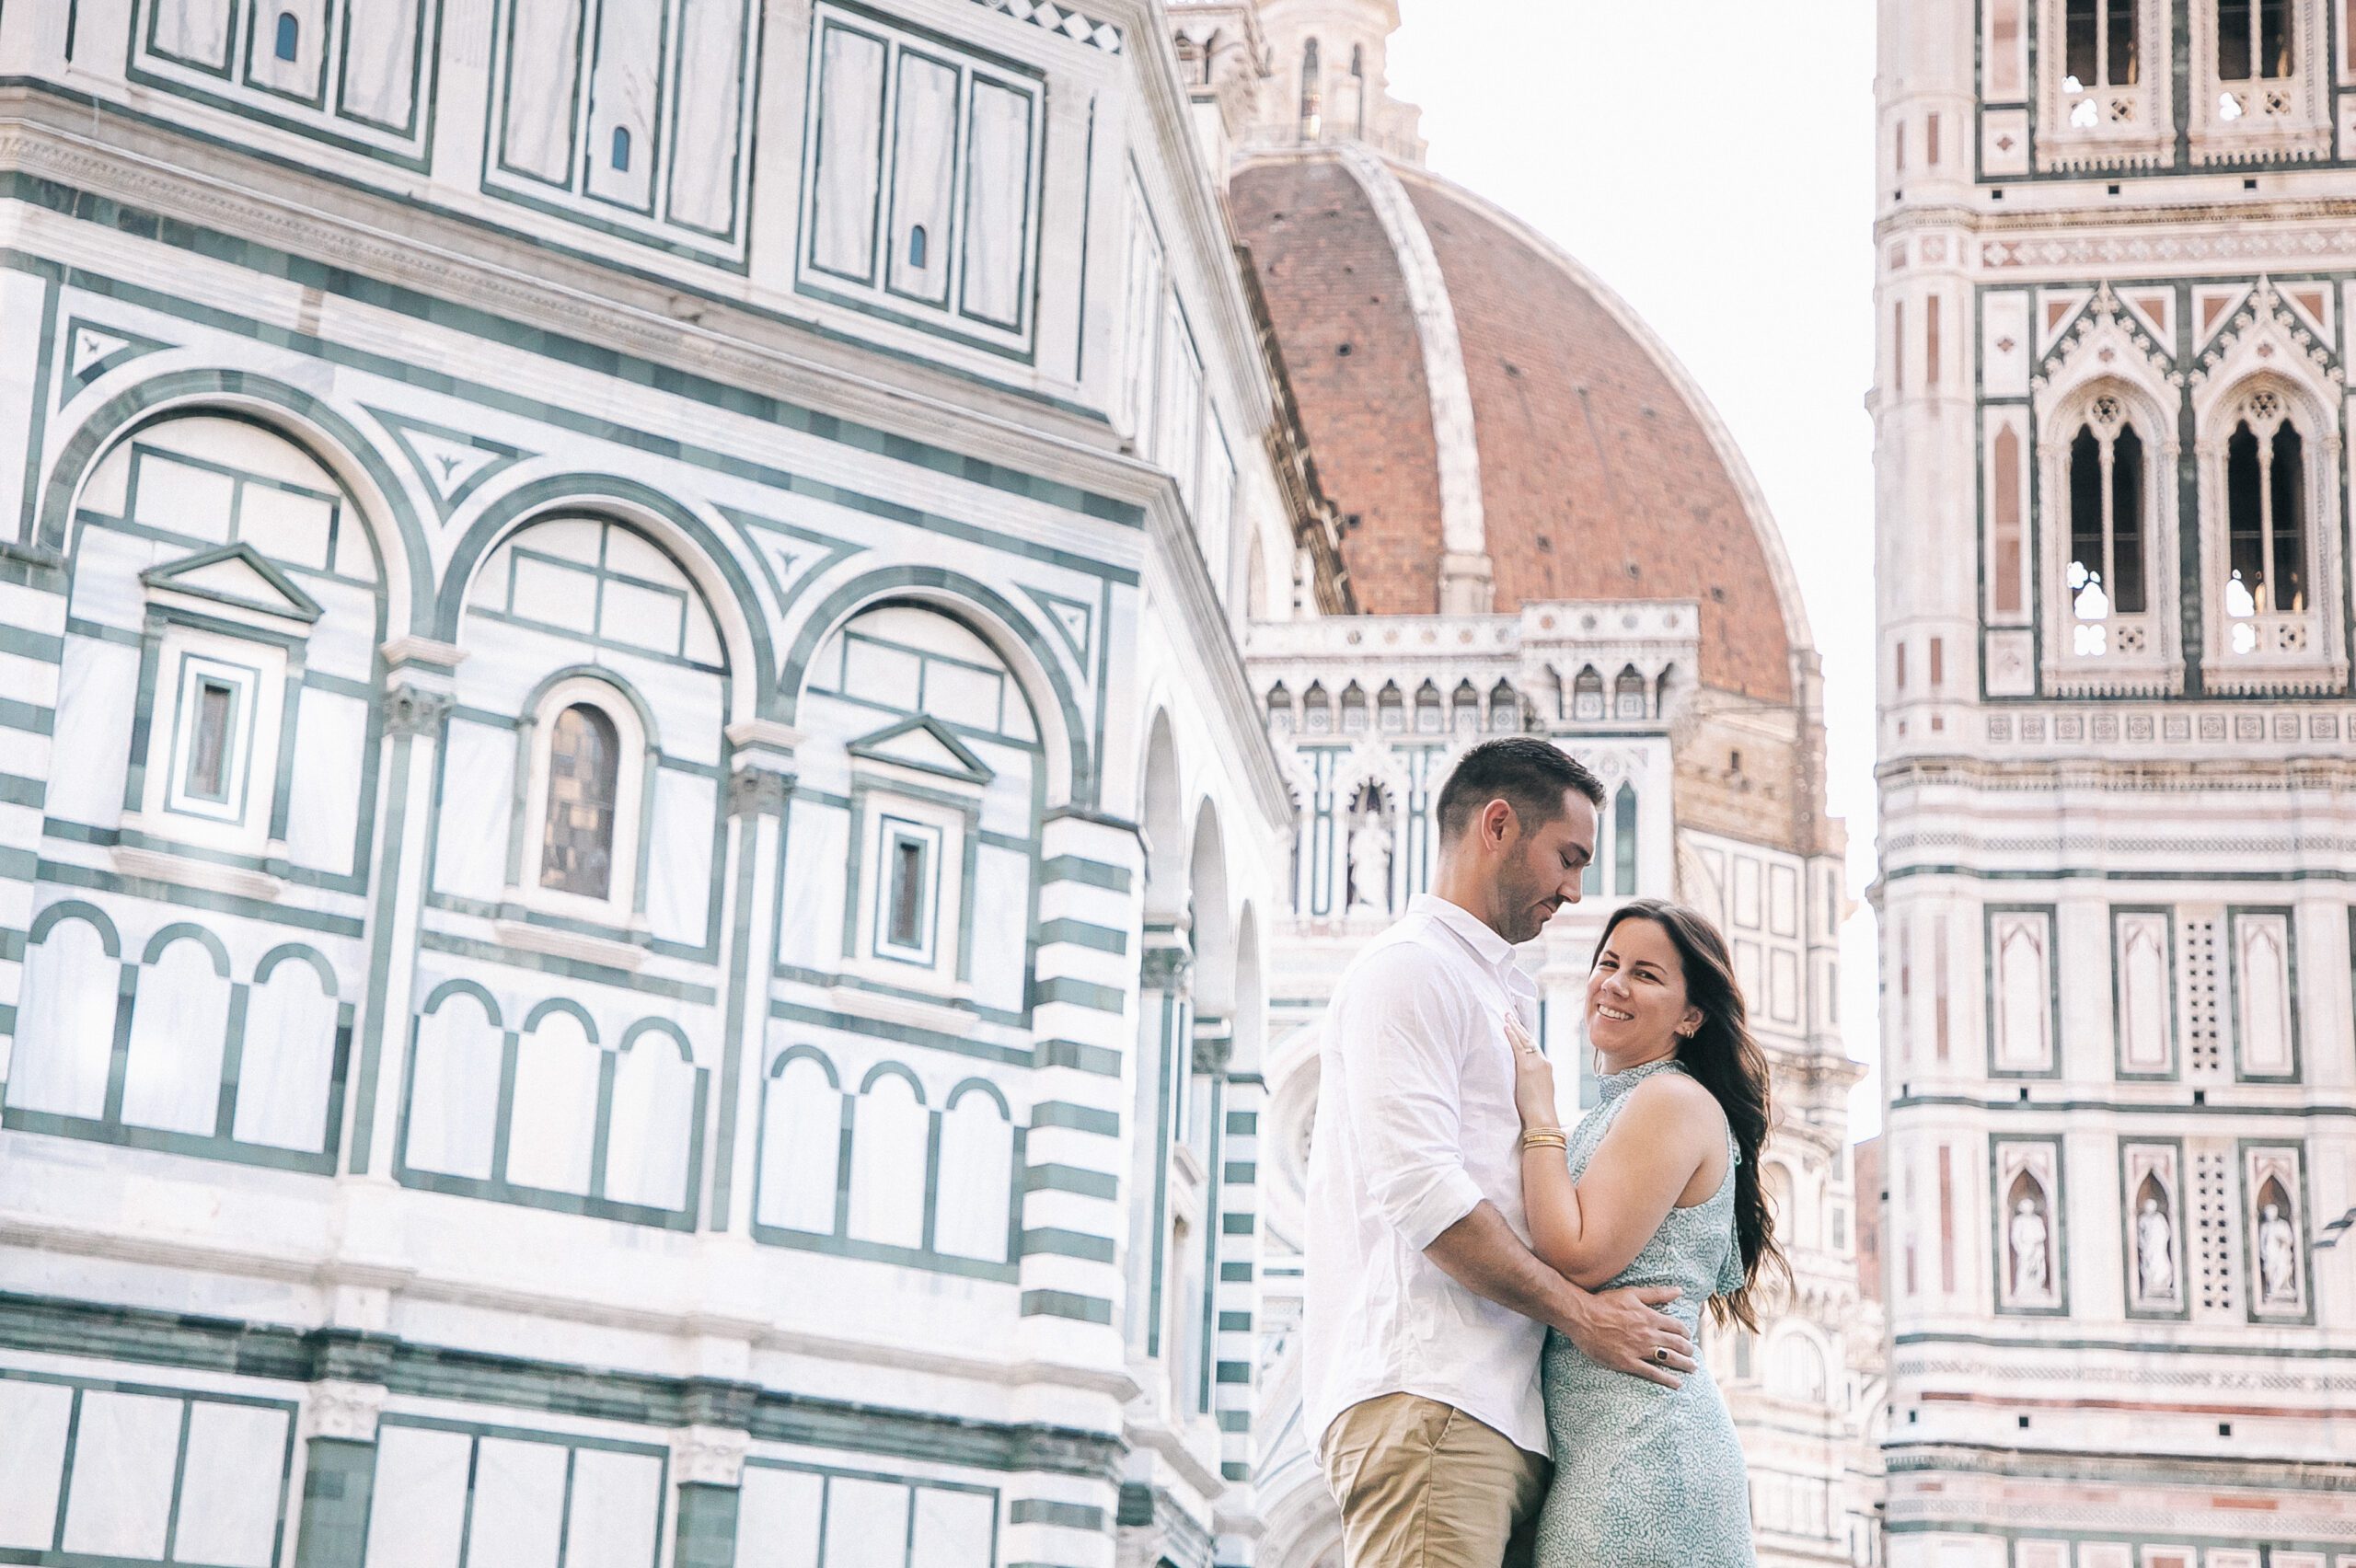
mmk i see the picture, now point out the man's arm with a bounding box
[1425,1202,1697,1389]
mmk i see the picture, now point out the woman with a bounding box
[1507,897,1785,1565]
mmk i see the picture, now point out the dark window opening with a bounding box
[273,12,299,62]
[2226,409,2308,627]
[2066,0,2138,86]
[888,836,926,949]
[2221,0,2292,78]
[541,704,619,899]
[907,224,929,269]
[611,126,633,171]
[187,678,236,802]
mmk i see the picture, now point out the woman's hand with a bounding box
[1506,1011,1558,1130]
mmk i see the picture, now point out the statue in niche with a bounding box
[2135,1194,2176,1302]
[2008,1193,2050,1301]
[2258,1200,2300,1304]
[1345,797,1392,916]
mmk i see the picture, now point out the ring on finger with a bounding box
[1653,1346,1669,1366]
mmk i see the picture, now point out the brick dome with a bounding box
[1231,149,1809,704]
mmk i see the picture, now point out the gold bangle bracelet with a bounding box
[1520,1130,1567,1150]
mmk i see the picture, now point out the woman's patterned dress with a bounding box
[1531,1057,1758,1566]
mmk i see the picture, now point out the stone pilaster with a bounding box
[347,640,462,1177]
[710,719,800,1236]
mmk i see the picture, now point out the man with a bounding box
[1305,737,1697,1567]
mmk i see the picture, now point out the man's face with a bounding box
[1491,790,1598,943]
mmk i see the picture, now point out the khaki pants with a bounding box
[1320,1393,1551,1568]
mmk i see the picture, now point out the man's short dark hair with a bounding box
[1434,738,1605,843]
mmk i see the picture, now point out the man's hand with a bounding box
[1422,1202,1696,1390]
[1556,1283,1696,1389]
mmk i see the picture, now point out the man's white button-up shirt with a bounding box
[1302,893,1548,1458]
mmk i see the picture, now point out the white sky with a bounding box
[1383,0,1887,1136]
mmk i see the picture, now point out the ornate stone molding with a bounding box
[673,1424,749,1488]
[299,1379,387,1444]
[382,684,455,738]
[726,767,792,819]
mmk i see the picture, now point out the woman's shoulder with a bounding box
[1623,1068,1729,1138]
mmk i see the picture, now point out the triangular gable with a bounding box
[848,715,994,785]
[369,407,531,524]
[141,542,322,625]
[720,504,864,617]
[2281,282,2333,341]
[2194,284,2251,352]
[1021,582,1095,669]
[2038,289,2094,357]
[61,317,173,404]
[2117,289,2174,351]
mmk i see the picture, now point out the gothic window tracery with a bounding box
[2196,370,2343,687]
[2065,398,2148,657]
[2222,389,2308,651]
[2217,0,2294,85]
[2065,0,2141,108]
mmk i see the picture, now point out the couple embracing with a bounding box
[1305,737,1784,1567]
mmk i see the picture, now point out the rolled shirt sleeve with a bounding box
[1333,949,1484,1251]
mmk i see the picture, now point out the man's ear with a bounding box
[1482,797,1516,848]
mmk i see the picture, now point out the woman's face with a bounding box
[1587,917,1703,1058]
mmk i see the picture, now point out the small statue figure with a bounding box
[2009,1195,2050,1301]
[2258,1202,2299,1304]
[2135,1195,2175,1301]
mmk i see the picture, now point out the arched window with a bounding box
[907,224,929,269]
[541,703,620,899]
[610,126,632,171]
[1572,666,1604,721]
[2223,390,2308,651]
[1299,38,1322,134]
[2065,398,2147,656]
[1376,682,1404,732]
[2219,0,2294,82]
[1486,680,1519,732]
[1414,680,1444,733]
[1265,682,1293,732]
[1301,681,1332,733]
[2065,0,2139,90]
[273,11,300,61]
[1450,681,1481,732]
[1614,664,1647,719]
[1613,783,1638,895]
[1340,681,1369,732]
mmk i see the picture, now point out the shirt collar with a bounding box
[1409,893,1519,973]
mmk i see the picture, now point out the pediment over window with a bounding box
[140,543,323,629]
[847,715,996,786]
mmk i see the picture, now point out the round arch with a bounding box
[35,369,431,635]
[1188,801,1235,1018]
[780,567,1091,809]
[1139,709,1186,921]
[435,475,778,711]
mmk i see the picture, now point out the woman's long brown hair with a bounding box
[1594,898,1789,1330]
